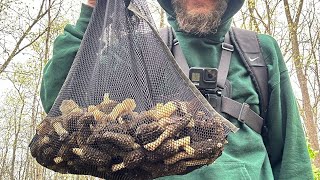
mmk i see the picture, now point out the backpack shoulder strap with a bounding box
[159,27,189,76]
[229,27,269,120]
[159,26,174,51]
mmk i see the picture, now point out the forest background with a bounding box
[0,0,319,179]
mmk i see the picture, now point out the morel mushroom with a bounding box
[35,118,65,152]
[30,135,57,166]
[164,139,224,165]
[165,161,188,176]
[101,131,140,151]
[144,161,187,178]
[87,98,135,122]
[54,132,78,164]
[76,113,96,145]
[144,150,164,162]
[37,146,60,168]
[97,101,118,114]
[96,93,119,113]
[144,115,191,151]
[63,111,83,133]
[141,162,164,177]
[173,101,189,117]
[96,142,126,157]
[36,118,55,136]
[60,99,82,115]
[51,118,69,141]
[154,139,179,157]
[175,136,194,155]
[155,136,193,157]
[184,158,211,167]
[127,112,157,137]
[146,101,177,120]
[105,98,137,121]
[136,122,164,145]
[117,110,136,124]
[72,146,112,166]
[194,116,225,141]
[29,135,48,156]
[87,121,129,146]
[42,147,56,158]
[137,138,181,162]
[111,148,145,171]
[67,159,86,173]
[88,105,107,122]
[157,117,176,128]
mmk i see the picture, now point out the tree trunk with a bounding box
[10,103,24,180]
[293,32,320,167]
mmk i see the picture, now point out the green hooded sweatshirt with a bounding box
[40,2,314,180]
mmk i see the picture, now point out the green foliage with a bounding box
[312,164,320,180]
[308,142,320,179]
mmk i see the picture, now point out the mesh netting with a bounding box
[29,0,236,179]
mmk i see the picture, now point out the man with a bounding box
[40,0,314,179]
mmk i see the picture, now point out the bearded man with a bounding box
[40,0,314,179]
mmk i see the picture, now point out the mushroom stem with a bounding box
[156,101,177,119]
[112,162,125,172]
[144,116,190,151]
[88,105,106,121]
[187,117,195,128]
[107,99,136,120]
[103,93,110,102]
[154,101,177,120]
[102,132,140,150]
[164,151,191,165]
[60,100,82,115]
[183,145,195,155]
[39,136,50,145]
[144,129,171,151]
[158,117,173,128]
[72,146,112,166]
[170,136,195,155]
[52,121,68,140]
[72,148,84,156]
[184,159,210,167]
[174,136,190,147]
[53,157,63,164]
[174,101,189,117]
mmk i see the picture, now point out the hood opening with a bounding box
[156,0,245,24]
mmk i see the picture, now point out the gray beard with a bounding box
[172,0,229,35]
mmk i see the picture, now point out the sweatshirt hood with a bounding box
[157,0,245,41]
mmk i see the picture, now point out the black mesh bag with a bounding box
[29,0,237,179]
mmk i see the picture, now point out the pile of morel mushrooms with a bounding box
[30,94,227,179]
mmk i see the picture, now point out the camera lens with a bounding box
[204,69,217,82]
[207,73,214,79]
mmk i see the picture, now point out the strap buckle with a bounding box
[173,39,179,46]
[238,103,250,123]
[215,89,222,96]
[222,43,234,52]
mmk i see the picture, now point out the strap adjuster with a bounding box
[222,43,234,52]
[238,103,249,123]
[173,39,179,46]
